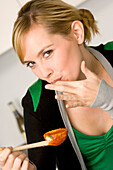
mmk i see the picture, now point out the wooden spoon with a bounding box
[0,128,68,153]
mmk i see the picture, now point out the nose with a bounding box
[41,68,52,79]
[38,64,53,80]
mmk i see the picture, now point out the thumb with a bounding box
[81,60,96,79]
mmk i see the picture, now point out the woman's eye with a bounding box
[43,50,53,58]
[26,61,35,68]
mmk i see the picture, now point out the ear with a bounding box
[71,21,84,44]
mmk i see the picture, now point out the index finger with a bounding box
[0,147,13,166]
[45,83,77,94]
[55,80,83,87]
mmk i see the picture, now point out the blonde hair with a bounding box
[12,0,99,63]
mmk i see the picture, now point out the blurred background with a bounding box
[0,0,113,147]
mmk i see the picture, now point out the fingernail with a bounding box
[45,85,51,89]
[25,157,29,161]
[55,95,57,99]
[65,104,69,108]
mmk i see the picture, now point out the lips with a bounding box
[50,78,62,84]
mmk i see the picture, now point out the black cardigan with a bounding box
[22,42,113,170]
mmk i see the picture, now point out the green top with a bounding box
[104,41,113,50]
[73,126,113,170]
[29,79,42,112]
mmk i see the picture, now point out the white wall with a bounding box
[0,0,113,147]
[0,49,36,147]
[78,0,113,45]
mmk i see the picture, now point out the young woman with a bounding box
[0,0,113,169]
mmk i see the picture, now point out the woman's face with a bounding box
[23,24,83,83]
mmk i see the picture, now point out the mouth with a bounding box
[50,78,62,84]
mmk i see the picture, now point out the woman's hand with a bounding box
[45,61,101,108]
[0,147,35,170]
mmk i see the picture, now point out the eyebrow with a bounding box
[23,43,54,64]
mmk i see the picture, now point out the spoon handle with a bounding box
[0,141,49,154]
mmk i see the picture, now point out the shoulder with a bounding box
[92,41,113,51]
[29,79,42,112]
[22,79,43,112]
[28,79,42,112]
[104,41,113,50]
[22,79,56,113]
[92,41,113,66]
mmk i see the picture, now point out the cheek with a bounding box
[53,47,82,80]
[54,49,80,72]
[52,55,68,72]
[52,48,71,72]
[31,68,42,79]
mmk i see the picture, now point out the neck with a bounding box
[78,44,101,80]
